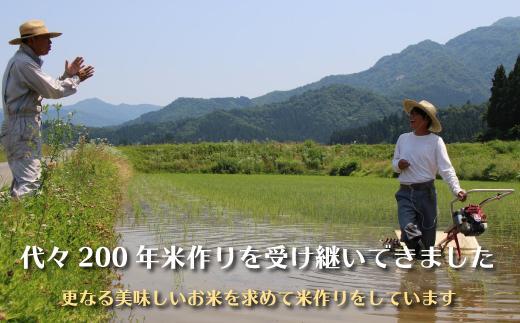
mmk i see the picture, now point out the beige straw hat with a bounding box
[9,20,62,45]
[403,99,442,133]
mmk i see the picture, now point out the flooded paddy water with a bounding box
[114,174,520,322]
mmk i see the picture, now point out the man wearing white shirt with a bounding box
[392,99,467,255]
[1,20,94,198]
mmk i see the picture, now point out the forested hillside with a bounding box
[330,103,487,144]
[91,85,400,144]
[124,96,253,126]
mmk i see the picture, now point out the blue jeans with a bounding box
[395,184,437,250]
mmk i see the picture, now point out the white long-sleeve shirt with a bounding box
[392,132,462,196]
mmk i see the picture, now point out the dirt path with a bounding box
[0,162,12,188]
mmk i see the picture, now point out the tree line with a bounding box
[330,103,486,144]
[483,55,520,140]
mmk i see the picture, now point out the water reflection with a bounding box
[113,195,520,322]
[395,269,438,322]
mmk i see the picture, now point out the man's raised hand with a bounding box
[78,65,95,82]
[65,57,85,77]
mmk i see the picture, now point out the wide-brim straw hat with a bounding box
[403,99,442,133]
[9,20,61,45]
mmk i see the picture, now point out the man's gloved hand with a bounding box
[78,65,95,82]
[457,190,467,202]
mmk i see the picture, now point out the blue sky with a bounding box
[1,1,519,106]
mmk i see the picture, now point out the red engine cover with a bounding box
[464,204,487,222]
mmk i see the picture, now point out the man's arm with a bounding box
[16,60,79,99]
[392,135,409,172]
[436,137,465,200]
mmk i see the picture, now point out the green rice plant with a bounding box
[127,173,520,248]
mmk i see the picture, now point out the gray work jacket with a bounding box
[1,44,80,159]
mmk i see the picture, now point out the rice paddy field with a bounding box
[128,174,520,239]
[115,171,520,322]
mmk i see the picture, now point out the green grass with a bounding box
[0,147,6,163]
[129,173,520,246]
[0,142,128,322]
[118,140,520,181]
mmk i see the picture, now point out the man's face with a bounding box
[27,35,52,56]
[409,109,428,131]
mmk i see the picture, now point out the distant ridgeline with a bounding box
[121,96,255,126]
[252,17,520,107]
[41,98,161,127]
[90,85,401,145]
[330,103,487,144]
[89,17,520,145]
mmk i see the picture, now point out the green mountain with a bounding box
[446,17,520,79]
[94,17,520,144]
[123,96,253,125]
[92,85,400,144]
[253,17,520,107]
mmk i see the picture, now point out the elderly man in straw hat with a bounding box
[391,99,467,256]
[1,19,94,198]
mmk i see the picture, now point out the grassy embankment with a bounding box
[0,142,129,321]
[119,140,520,181]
